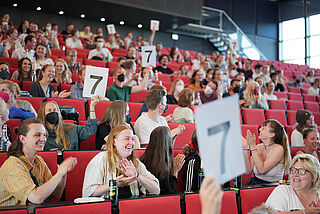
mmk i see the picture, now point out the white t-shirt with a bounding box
[264,93,278,101]
[88,48,113,62]
[291,129,304,147]
[252,72,263,80]
[308,87,319,96]
[66,38,83,49]
[173,106,194,123]
[266,185,320,212]
[134,112,168,145]
[11,47,35,60]
[31,58,54,71]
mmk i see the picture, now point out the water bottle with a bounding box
[108,179,118,204]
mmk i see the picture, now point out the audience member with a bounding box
[212,68,223,94]
[17,20,29,34]
[291,110,315,147]
[105,34,119,49]
[0,80,37,118]
[122,60,139,86]
[188,70,203,92]
[66,49,81,74]
[154,54,174,74]
[66,29,83,49]
[270,72,285,92]
[202,68,213,86]
[37,96,99,151]
[0,61,10,80]
[17,22,38,45]
[0,13,11,34]
[173,88,194,123]
[134,89,185,146]
[47,29,59,49]
[11,35,36,60]
[266,154,320,212]
[140,126,185,194]
[169,46,182,62]
[174,64,189,76]
[88,36,113,62]
[106,66,148,102]
[262,65,271,83]
[155,42,162,60]
[167,79,184,105]
[91,27,104,41]
[95,100,140,150]
[11,57,34,82]
[2,28,22,55]
[200,80,220,104]
[60,24,74,37]
[53,58,72,89]
[307,77,320,96]
[182,50,192,63]
[139,66,155,89]
[296,127,320,161]
[83,125,160,198]
[243,119,291,185]
[263,81,277,101]
[306,70,315,85]
[237,59,253,81]
[29,65,70,98]
[0,95,11,151]
[243,81,269,110]
[252,64,263,80]
[70,66,87,100]
[80,25,93,40]
[255,76,265,95]
[124,46,138,61]
[31,43,54,71]
[0,118,77,206]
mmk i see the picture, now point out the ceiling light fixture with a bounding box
[137,24,142,28]
[13,3,18,7]
[81,14,85,18]
[59,10,64,15]
[120,21,125,25]
[36,7,41,11]
[100,18,106,22]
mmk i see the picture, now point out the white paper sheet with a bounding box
[83,65,109,98]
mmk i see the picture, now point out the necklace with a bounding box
[264,143,274,149]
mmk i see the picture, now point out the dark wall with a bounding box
[1,6,214,55]
[204,0,278,60]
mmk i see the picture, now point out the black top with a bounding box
[202,79,209,86]
[118,185,132,199]
[29,82,56,98]
[95,122,135,150]
[154,66,173,75]
[182,153,201,192]
[159,175,178,195]
[275,83,285,92]
[166,94,178,105]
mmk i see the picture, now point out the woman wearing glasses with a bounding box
[266,154,320,212]
[296,128,320,161]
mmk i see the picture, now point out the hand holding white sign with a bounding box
[150,20,160,31]
[83,65,109,98]
[106,24,116,34]
[141,46,156,67]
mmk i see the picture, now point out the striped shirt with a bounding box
[0,155,52,207]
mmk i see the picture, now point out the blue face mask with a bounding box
[0,70,10,80]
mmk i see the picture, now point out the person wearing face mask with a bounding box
[199,80,220,104]
[0,61,10,81]
[167,79,184,105]
[95,100,140,150]
[37,96,100,151]
[66,29,83,49]
[291,110,316,147]
[173,88,194,123]
[0,93,13,151]
[135,89,185,147]
[243,81,269,110]
[202,69,213,86]
[88,36,113,62]
[106,66,148,102]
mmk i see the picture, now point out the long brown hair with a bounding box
[140,126,173,180]
[17,57,32,81]
[8,118,43,157]
[37,64,54,82]
[168,79,183,95]
[54,58,72,84]
[183,129,199,156]
[99,101,127,129]
[37,101,73,150]
[105,125,138,175]
[262,119,292,173]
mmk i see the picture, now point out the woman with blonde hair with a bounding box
[173,88,194,123]
[243,81,269,110]
[53,58,72,91]
[37,96,100,151]
[167,78,184,105]
[95,100,140,150]
[83,125,160,198]
[243,119,292,185]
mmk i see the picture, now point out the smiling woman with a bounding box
[82,124,160,198]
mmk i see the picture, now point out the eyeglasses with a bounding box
[289,167,310,175]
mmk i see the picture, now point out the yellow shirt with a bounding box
[0,155,52,207]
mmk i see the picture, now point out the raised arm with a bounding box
[131,71,149,94]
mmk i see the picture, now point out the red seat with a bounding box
[265,110,287,126]
[273,91,287,99]
[107,77,114,87]
[60,84,74,92]
[288,87,301,93]
[128,102,144,122]
[48,55,58,62]
[35,202,111,214]
[301,83,311,89]
[287,110,297,126]
[157,74,171,82]
[78,120,96,150]
[6,119,21,141]
[286,125,295,146]
[301,88,309,94]
[167,64,180,72]
[304,101,319,112]
[268,100,287,110]
[50,48,65,57]
[240,187,276,214]
[0,209,27,214]
[17,96,43,113]
[287,100,303,111]
[88,100,111,121]
[0,57,18,68]
[303,94,316,102]
[242,108,265,125]
[167,123,195,149]
[313,112,320,126]
[112,48,127,57]
[317,96,320,103]
[22,81,34,91]
[47,98,86,120]
[63,150,101,201]
[129,90,149,103]
[0,152,7,167]
[288,93,302,101]
[84,59,107,68]
[172,75,190,86]
[241,125,260,144]
[290,146,303,158]
[37,151,58,175]
[108,61,118,73]
[72,73,80,82]
[162,104,178,117]
[118,195,181,214]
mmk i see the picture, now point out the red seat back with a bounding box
[0,152,7,167]
[37,151,58,175]
[265,110,287,126]
[78,120,96,150]
[287,110,297,126]
[0,57,18,68]
[304,101,319,112]
[172,75,190,86]
[241,125,260,144]
[286,125,295,146]
[273,91,287,99]
[60,84,74,92]
[288,87,301,93]
[127,102,143,122]
[84,59,107,68]
[290,146,303,158]
[157,74,171,82]
[118,195,181,214]
[17,97,43,113]
[63,150,101,201]
[288,93,302,101]
[168,123,195,149]
[268,100,287,110]
[35,202,111,214]
[129,90,149,103]
[162,104,178,117]
[47,98,86,120]
[287,100,303,111]
[6,119,21,141]
[88,100,111,121]
[242,108,265,125]
[313,112,320,126]
[240,187,276,214]
[303,94,316,102]
[0,209,27,214]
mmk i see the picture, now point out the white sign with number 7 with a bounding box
[141,46,156,67]
[83,65,109,98]
[195,95,246,185]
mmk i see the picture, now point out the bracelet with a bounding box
[136,172,140,179]
[251,149,258,153]
[243,148,250,151]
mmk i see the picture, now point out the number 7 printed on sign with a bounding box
[83,66,109,99]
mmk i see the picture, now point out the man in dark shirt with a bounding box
[223,79,248,107]
[237,59,253,81]
[154,54,173,75]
